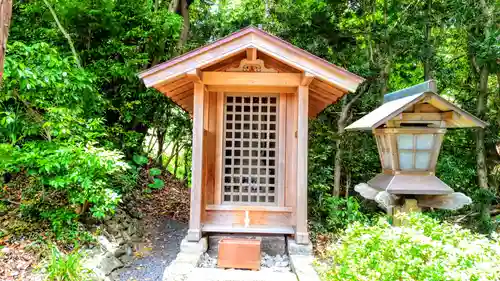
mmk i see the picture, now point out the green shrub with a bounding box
[318,213,500,281]
[1,141,128,219]
[310,195,370,234]
[44,245,91,281]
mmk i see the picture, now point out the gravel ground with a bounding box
[112,217,187,281]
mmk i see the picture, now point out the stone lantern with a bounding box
[346,80,487,213]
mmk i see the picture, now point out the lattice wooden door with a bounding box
[222,94,279,205]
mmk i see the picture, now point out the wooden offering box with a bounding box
[217,238,261,270]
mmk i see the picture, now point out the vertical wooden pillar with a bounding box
[188,82,204,241]
[296,85,309,244]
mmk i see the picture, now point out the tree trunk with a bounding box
[476,65,489,190]
[43,0,82,68]
[423,0,433,80]
[333,97,347,197]
[164,141,179,168]
[168,0,179,12]
[183,149,190,183]
[496,72,500,127]
[178,0,189,48]
[173,149,180,176]
[379,0,391,101]
[157,127,166,167]
[0,0,13,81]
[333,84,366,196]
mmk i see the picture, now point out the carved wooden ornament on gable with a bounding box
[226,59,277,73]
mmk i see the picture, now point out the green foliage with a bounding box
[310,196,371,234]
[318,213,500,281]
[41,209,78,235]
[40,208,93,243]
[133,154,149,166]
[148,178,165,190]
[1,41,103,145]
[45,245,91,281]
[149,168,161,177]
[1,142,128,219]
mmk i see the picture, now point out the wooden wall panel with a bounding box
[204,210,292,227]
[285,93,298,222]
[203,92,218,209]
[214,92,224,205]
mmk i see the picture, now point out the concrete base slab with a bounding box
[163,236,207,281]
[186,268,297,281]
[289,255,320,281]
[208,234,286,256]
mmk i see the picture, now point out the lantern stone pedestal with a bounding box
[391,199,421,226]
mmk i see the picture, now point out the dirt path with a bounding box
[112,217,187,281]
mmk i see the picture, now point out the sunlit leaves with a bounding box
[0,141,129,219]
[319,214,500,281]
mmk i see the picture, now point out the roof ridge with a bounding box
[383,80,437,103]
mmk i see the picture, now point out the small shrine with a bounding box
[138,27,364,244]
[346,80,487,213]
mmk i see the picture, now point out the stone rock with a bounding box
[130,234,142,242]
[104,221,120,236]
[99,255,124,275]
[129,210,143,219]
[121,230,131,242]
[264,259,275,268]
[113,247,126,258]
[119,254,134,265]
[121,221,129,229]
[84,252,123,278]
[127,224,137,237]
[276,260,289,267]
[197,253,217,268]
[97,236,120,254]
[116,238,126,246]
[1,247,11,255]
[275,254,283,262]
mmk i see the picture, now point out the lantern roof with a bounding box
[368,173,453,195]
[345,80,487,131]
[138,26,364,116]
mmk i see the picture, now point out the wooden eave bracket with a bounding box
[395,111,459,122]
[186,69,202,83]
[301,72,314,86]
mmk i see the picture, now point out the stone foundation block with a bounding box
[180,236,208,254]
[287,238,312,256]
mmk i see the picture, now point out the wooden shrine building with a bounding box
[139,27,364,244]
